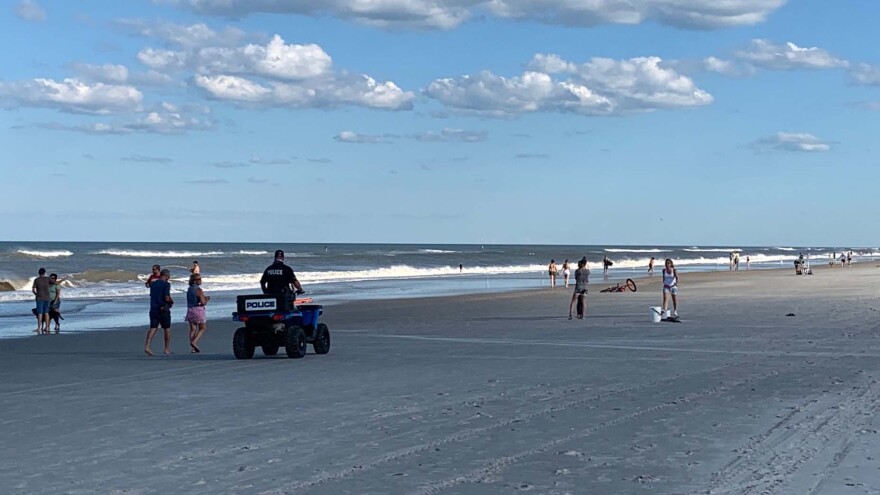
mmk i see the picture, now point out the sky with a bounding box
[1,0,878,246]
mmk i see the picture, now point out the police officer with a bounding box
[260,250,304,296]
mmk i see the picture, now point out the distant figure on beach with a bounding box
[185,273,210,354]
[840,253,847,267]
[847,251,852,266]
[729,252,734,270]
[145,264,161,288]
[48,273,64,333]
[190,260,200,275]
[661,259,679,318]
[459,263,463,273]
[32,268,52,335]
[602,256,613,277]
[145,269,173,357]
[562,259,571,288]
[648,257,655,276]
[568,258,590,320]
[548,260,558,288]
[261,250,303,297]
[734,252,740,271]
[746,256,750,270]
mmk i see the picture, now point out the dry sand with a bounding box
[2,264,880,494]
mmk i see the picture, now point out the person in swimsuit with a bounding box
[661,258,679,318]
[548,259,558,288]
[562,259,571,288]
[568,258,590,319]
[648,257,655,276]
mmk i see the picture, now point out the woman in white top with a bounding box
[661,258,679,318]
[562,259,571,288]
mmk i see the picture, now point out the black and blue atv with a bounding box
[231,293,330,359]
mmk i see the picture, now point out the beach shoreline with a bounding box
[2,263,879,494]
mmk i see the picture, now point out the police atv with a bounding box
[231,293,330,359]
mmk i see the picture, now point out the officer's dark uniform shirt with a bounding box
[260,261,297,294]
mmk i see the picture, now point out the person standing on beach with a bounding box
[145,264,161,288]
[603,256,613,277]
[562,259,571,288]
[459,263,463,273]
[734,252,740,271]
[548,260,558,288]
[48,273,64,333]
[568,258,590,319]
[648,257,655,276]
[185,273,210,353]
[661,259,679,318]
[746,255,751,270]
[32,268,52,335]
[145,269,173,356]
[190,260,200,275]
[847,251,852,266]
[729,252,734,270]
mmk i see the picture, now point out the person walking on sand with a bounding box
[145,269,173,356]
[32,268,51,335]
[648,257,655,276]
[661,259,680,319]
[603,256,613,277]
[145,264,161,288]
[568,258,591,320]
[185,273,210,353]
[548,260,558,288]
[562,259,571,288]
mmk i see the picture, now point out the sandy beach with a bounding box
[2,263,879,494]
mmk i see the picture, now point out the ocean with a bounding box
[1,242,875,339]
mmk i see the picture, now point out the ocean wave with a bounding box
[15,249,74,258]
[94,249,225,258]
[683,248,742,253]
[71,270,141,284]
[418,249,460,254]
[238,250,269,255]
[604,248,666,253]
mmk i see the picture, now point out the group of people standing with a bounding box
[143,260,210,357]
[550,256,681,321]
[31,268,64,335]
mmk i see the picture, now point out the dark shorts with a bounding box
[574,289,588,296]
[35,300,50,315]
[149,310,172,329]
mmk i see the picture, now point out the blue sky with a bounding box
[1,0,878,246]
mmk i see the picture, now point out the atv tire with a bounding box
[285,326,307,359]
[233,327,255,359]
[313,323,331,355]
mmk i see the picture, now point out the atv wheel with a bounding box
[285,326,307,359]
[262,344,279,356]
[233,327,255,359]
[313,323,331,355]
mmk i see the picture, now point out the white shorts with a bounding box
[663,286,679,295]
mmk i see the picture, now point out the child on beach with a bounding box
[185,273,210,353]
[568,258,590,319]
[661,259,679,318]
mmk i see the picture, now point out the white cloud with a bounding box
[70,62,179,88]
[734,40,849,70]
[163,0,786,30]
[116,19,247,48]
[36,103,214,135]
[197,35,332,80]
[850,63,880,86]
[334,131,390,144]
[700,56,753,77]
[426,55,711,117]
[14,0,46,22]
[0,78,142,114]
[137,48,189,71]
[753,132,831,153]
[194,73,414,110]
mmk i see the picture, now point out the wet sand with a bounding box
[2,263,880,494]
